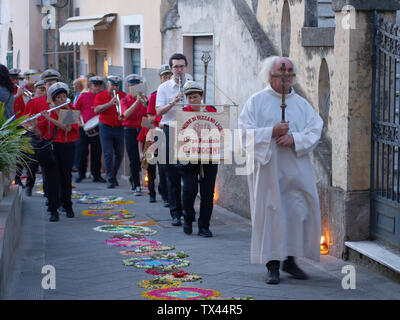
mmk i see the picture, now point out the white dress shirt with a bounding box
[156,78,187,126]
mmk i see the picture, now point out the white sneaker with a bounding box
[134,186,142,196]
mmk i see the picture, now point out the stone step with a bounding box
[345,240,400,277]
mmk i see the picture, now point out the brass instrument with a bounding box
[113,90,123,120]
[20,99,72,125]
[178,74,184,105]
[17,85,33,98]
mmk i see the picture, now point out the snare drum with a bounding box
[83,115,100,137]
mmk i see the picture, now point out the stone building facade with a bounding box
[160,0,400,258]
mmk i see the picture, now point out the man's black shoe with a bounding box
[107,181,115,189]
[282,257,309,280]
[66,209,75,218]
[163,201,170,207]
[198,228,213,237]
[25,187,32,197]
[150,195,156,203]
[114,178,119,186]
[93,176,106,183]
[49,211,59,222]
[172,217,182,226]
[183,221,192,235]
[75,176,85,183]
[266,260,280,284]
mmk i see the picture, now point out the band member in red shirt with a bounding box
[121,74,148,195]
[137,64,172,204]
[181,81,218,238]
[28,82,79,222]
[22,69,61,197]
[9,68,26,119]
[73,76,105,183]
[94,75,126,188]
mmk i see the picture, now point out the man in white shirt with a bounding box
[156,53,188,226]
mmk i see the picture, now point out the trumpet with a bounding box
[20,98,72,125]
[17,85,33,98]
[113,90,123,120]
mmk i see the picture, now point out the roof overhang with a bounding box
[59,13,117,46]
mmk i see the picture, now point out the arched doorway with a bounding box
[281,1,291,57]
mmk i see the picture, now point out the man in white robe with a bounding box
[239,56,323,285]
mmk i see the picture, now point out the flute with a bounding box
[20,99,71,125]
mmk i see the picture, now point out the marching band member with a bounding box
[21,69,40,104]
[94,75,126,189]
[33,80,46,98]
[121,74,148,195]
[181,81,218,238]
[28,82,79,222]
[9,68,26,188]
[23,69,61,197]
[73,76,105,183]
[156,53,189,226]
[138,64,173,205]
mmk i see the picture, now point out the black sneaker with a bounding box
[266,261,280,285]
[282,257,309,280]
[49,211,59,222]
[66,209,75,218]
[150,195,156,203]
[25,187,32,197]
[107,180,115,189]
[198,228,213,237]
[171,217,182,226]
[183,221,192,235]
[75,176,85,183]
[163,200,170,207]
[93,176,106,183]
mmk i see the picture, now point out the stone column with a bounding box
[331,0,400,256]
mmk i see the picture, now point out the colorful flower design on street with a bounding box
[104,238,161,248]
[94,225,156,236]
[110,220,157,227]
[136,278,181,290]
[157,271,202,283]
[139,245,175,252]
[77,196,123,204]
[96,213,136,222]
[72,191,90,199]
[107,200,135,205]
[136,252,188,260]
[123,258,190,270]
[120,250,159,257]
[88,204,117,210]
[142,287,222,300]
[82,209,129,217]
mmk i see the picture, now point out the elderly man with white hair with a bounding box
[239,56,323,285]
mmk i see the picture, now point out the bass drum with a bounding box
[83,115,100,137]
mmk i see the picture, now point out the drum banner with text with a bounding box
[175,108,230,163]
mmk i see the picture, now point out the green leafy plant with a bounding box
[0,103,34,177]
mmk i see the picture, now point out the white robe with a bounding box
[238,85,323,264]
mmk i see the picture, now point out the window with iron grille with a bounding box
[129,25,140,43]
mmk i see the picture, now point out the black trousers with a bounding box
[77,127,102,179]
[44,142,75,212]
[182,164,218,229]
[124,127,142,188]
[158,163,168,202]
[147,163,156,197]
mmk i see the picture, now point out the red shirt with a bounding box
[94,90,126,127]
[183,105,217,112]
[24,96,51,116]
[137,127,148,143]
[37,106,79,143]
[147,91,162,127]
[121,95,148,128]
[73,91,97,123]
[13,87,25,119]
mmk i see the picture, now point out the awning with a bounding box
[59,13,117,46]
